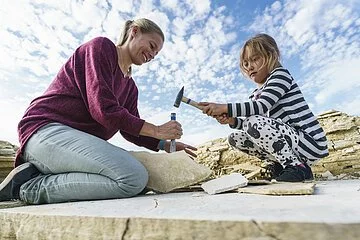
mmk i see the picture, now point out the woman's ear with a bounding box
[130,26,138,38]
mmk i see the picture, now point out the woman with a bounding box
[0,18,196,204]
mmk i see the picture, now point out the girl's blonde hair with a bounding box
[117,18,165,76]
[239,33,281,77]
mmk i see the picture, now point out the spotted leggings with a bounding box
[228,115,304,167]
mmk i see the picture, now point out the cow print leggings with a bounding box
[228,115,304,167]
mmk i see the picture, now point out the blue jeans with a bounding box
[20,123,149,204]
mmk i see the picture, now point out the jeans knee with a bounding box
[135,165,149,192]
[120,164,149,197]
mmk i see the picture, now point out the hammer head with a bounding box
[173,86,184,108]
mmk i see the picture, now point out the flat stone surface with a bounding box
[201,173,248,194]
[0,180,359,240]
[1,180,357,222]
[238,182,316,195]
[0,200,26,209]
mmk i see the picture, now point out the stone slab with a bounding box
[0,200,26,209]
[201,173,248,194]
[0,180,359,240]
[238,182,316,195]
[130,150,212,193]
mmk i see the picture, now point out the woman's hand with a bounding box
[141,121,183,140]
[198,102,228,117]
[156,120,183,140]
[164,141,198,158]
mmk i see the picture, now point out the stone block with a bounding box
[238,182,315,195]
[130,150,211,193]
[201,173,248,194]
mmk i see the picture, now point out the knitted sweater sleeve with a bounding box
[76,37,145,137]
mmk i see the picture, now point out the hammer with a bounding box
[173,86,202,110]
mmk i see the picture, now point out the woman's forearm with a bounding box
[140,120,182,140]
[139,122,158,138]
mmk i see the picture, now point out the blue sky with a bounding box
[0,0,359,151]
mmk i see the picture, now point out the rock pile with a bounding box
[195,110,360,180]
[0,141,17,182]
[315,110,360,178]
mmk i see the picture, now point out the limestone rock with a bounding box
[314,110,360,177]
[130,150,212,193]
[0,201,27,209]
[195,137,263,179]
[201,173,248,195]
[0,141,17,182]
[238,182,316,195]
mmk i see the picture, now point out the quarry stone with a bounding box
[238,182,316,195]
[0,180,359,240]
[201,173,248,194]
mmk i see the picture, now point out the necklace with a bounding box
[116,46,131,76]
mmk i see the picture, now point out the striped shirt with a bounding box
[228,67,329,160]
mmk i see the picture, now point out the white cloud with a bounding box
[159,0,178,10]
[314,58,360,104]
[172,17,191,37]
[1,0,359,151]
[247,0,360,115]
[185,0,211,16]
[111,0,134,13]
[0,100,29,145]
[335,96,360,116]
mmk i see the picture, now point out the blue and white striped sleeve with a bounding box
[229,117,244,129]
[227,68,292,117]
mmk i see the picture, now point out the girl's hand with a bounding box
[164,141,197,158]
[198,102,228,117]
[215,114,235,125]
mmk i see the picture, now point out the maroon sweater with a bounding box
[16,37,159,166]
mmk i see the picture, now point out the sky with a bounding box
[0,0,359,151]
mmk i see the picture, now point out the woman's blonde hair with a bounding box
[239,33,281,77]
[117,18,164,76]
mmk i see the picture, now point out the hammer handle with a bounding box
[182,97,202,110]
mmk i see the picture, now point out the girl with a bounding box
[200,34,328,182]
